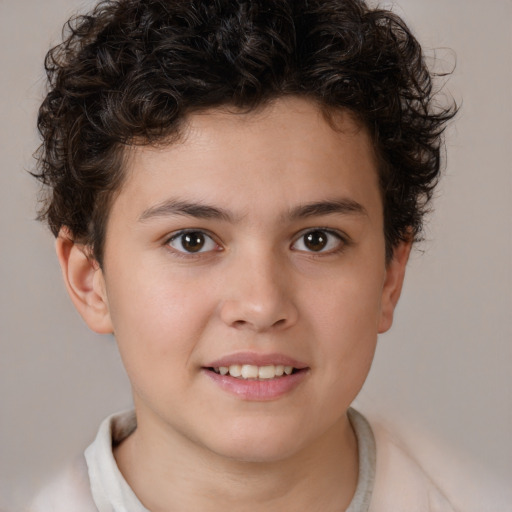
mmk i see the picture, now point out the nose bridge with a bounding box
[219,243,298,331]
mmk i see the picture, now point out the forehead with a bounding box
[116,97,381,222]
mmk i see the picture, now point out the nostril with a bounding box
[231,317,287,330]
[219,297,298,332]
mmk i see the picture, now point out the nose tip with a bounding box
[218,267,298,332]
[221,301,295,332]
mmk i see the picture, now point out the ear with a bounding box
[55,227,113,334]
[378,241,412,334]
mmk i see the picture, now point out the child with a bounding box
[30,0,456,510]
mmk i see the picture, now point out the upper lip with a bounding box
[205,352,308,369]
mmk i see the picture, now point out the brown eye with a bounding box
[168,231,218,253]
[181,232,205,252]
[304,231,328,251]
[291,229,343,253]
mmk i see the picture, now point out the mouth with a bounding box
[202,353,309,399]
[206,364,302,380]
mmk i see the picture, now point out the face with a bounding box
[86,97,407,462]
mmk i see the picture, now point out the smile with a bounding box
[203,353,309,400]
[210,364,296,380]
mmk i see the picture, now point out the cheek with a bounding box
[105,263,216,371]
[306,265,384,341]
[303,266,384,391]
[317,299,379,382]
[106,277,217,410]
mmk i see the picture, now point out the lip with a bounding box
[205,352,308,369]
[202,352,309,401]
[203,369,309,401]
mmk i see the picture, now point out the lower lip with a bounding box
[203,369,309,401]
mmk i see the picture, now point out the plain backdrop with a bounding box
[1,0,511,510]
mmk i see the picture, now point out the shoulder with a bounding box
[369,421,456,512]
[28,455,98,512]
[27,410,138,512]
[368,415,512,512]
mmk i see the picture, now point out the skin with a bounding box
[57,97,410,511]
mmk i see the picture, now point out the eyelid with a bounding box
[165,229,222,255]
[290,227,349,253]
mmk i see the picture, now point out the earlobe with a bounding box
[55,228,113,334]
[378,241,412,334]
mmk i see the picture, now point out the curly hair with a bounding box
[34,0,456,264]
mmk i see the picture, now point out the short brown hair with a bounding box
[34,0,456,264]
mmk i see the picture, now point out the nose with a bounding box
[218,250,299,332]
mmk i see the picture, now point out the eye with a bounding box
[167,230,219,254]
[291,229,344,253]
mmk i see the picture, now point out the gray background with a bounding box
[1,0,511,510]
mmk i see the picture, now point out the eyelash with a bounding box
[166,229,222,257]
[290,228,349,255]
[165,228,350,257]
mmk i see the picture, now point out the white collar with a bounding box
[84,408,375,512]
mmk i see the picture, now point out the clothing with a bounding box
[29,408,455,512]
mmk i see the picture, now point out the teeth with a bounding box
[258,365,276,379]
[229,364,242,377]
[213,364,297,380]
[241,364,259,379]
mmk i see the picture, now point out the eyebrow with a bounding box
[286,199,368,220]
[139,197,367,223]
[139,199,235,223]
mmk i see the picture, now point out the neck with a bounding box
[114,408,359,512]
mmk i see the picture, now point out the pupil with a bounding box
[305,231,327,251]
[182,232,205,252]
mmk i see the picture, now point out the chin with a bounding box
[213,442,299,464]
[202,419,310,464]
